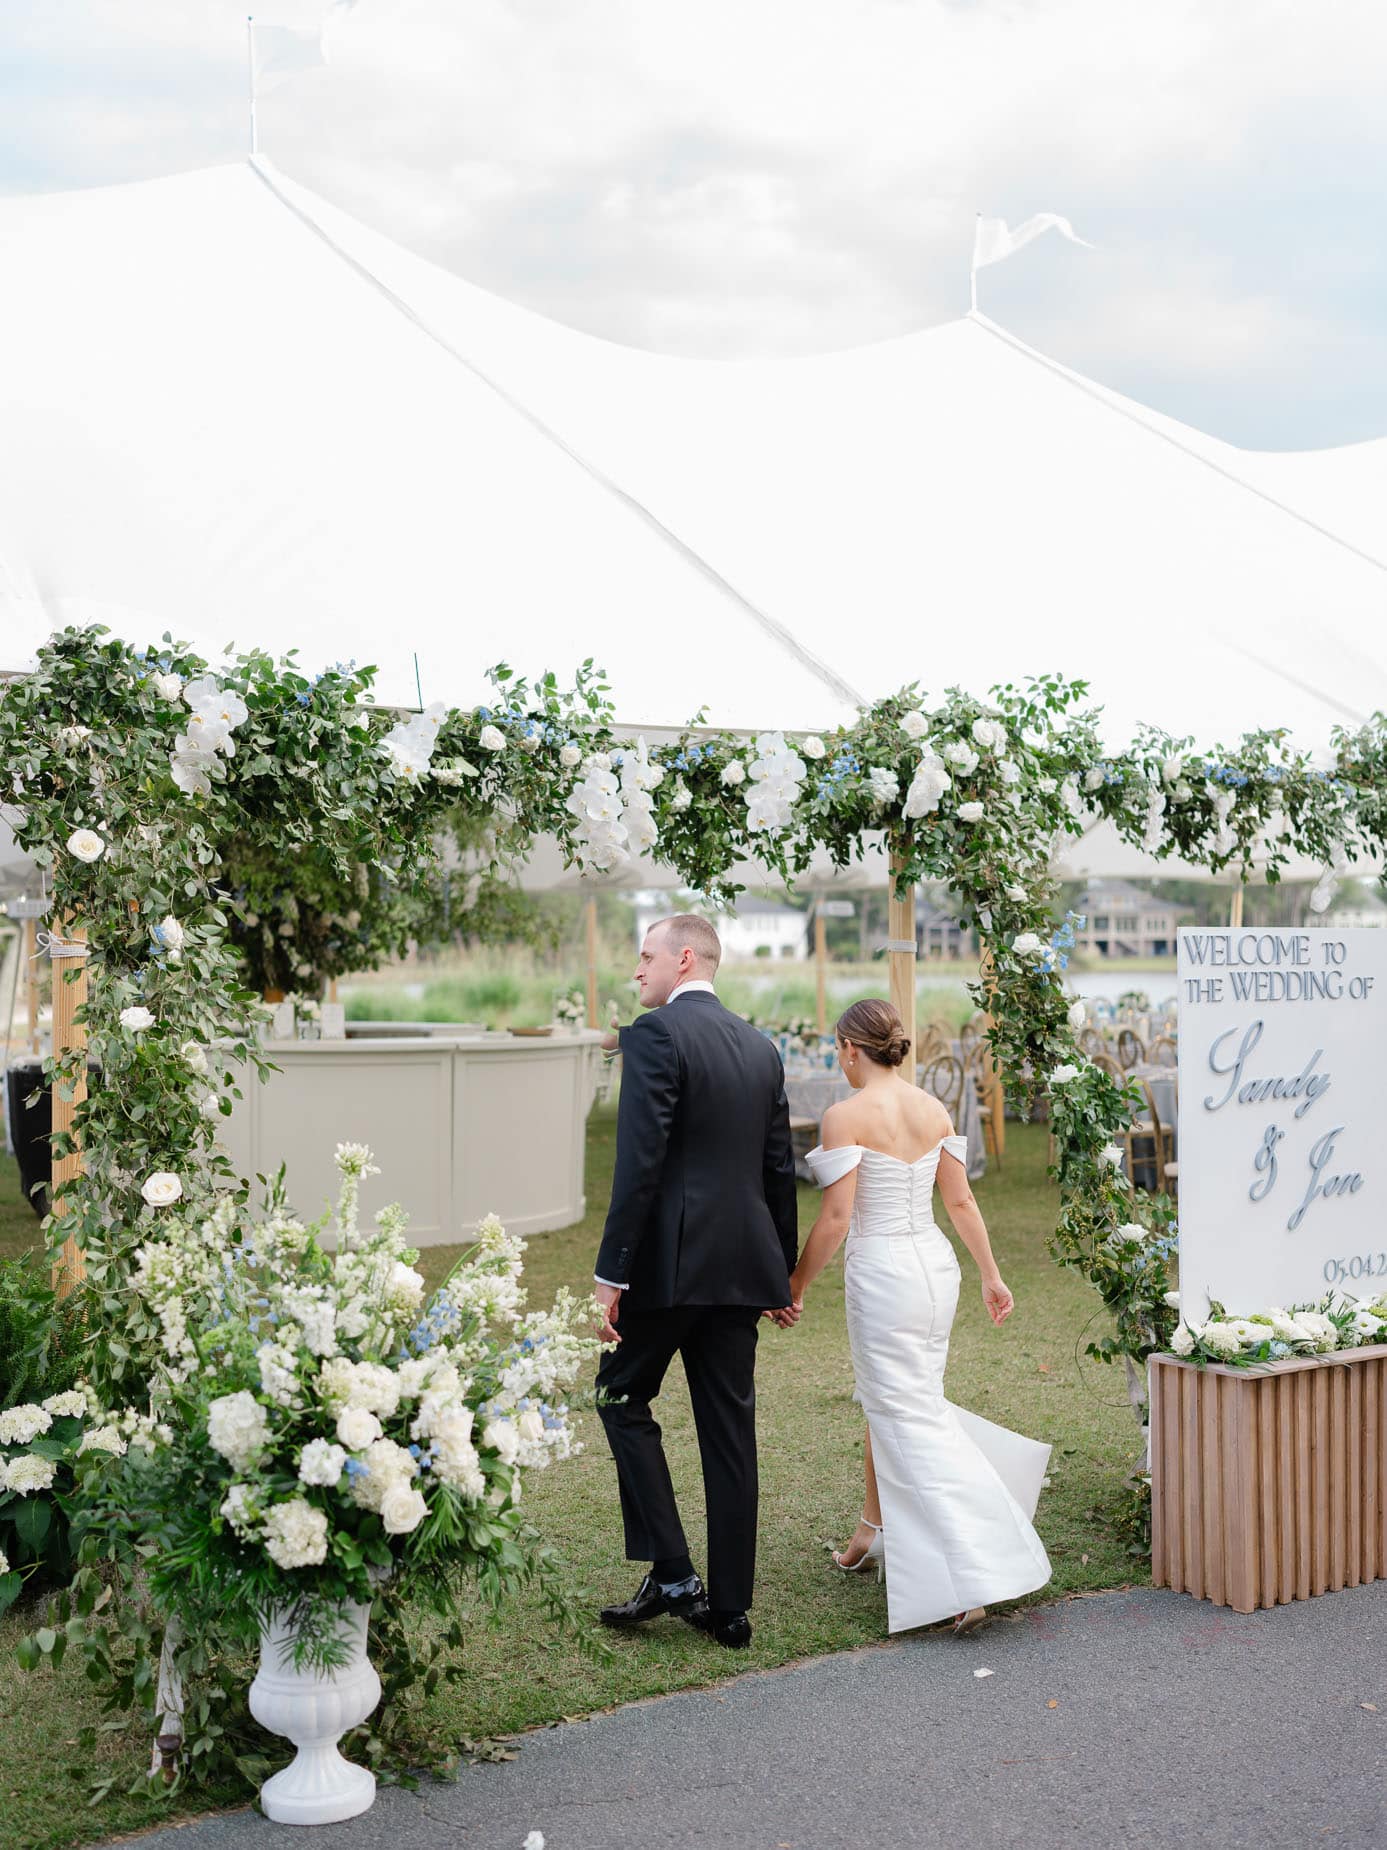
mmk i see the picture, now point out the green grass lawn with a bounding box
[0,1114,1145,1850]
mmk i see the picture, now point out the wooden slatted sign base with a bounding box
[1150,1347,1387,1613]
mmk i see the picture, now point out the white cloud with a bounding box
[2,0,1386,443]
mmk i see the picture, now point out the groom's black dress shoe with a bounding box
[600,1573,705,1627]
[687,1602,753,1649]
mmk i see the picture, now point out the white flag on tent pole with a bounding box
[970,213,1093,309]
[253,2,357,93]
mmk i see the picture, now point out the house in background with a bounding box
[916,896,977,960]
[1072,881,1190,958]
[1326,891,1387,929]
[633,894,809,960]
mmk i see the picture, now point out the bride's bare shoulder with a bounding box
[820,1097,864,1147]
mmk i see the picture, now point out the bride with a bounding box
[788,998,1051,1635]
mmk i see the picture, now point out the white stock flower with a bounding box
[120,1005,155,1032]
[957,801,985,823]
[206,1391,269,1471]
[0,1404,52,1445]
[66,828,105,863]
[1049,1064,1080,1086]
[942,739,979,774]
[900,710,928,740]
[297,1439,347,1487]
[336,1406,384,1451]
[559,743,582,769]
[720,760,746,787]
[1067,1000,1087,1030]
[3,1455,56,1495]
[478,725,507,752]
[381,1483,429,1535]
[800,735,826,760]
[262,1498,329,1570]
[971,717,1007,752]
[903,754,949,819]
[141,1171,183,1208]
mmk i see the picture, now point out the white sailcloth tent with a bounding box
[3,156,1386,756]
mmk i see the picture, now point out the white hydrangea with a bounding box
[868,766,899,807]
[257,1339,302,1408]
[262,1498,329,1570]
[3,1455,56,1495]
[206,1391,270,1471]
[297,1439,347,1487]
[1197,1322,1242,1359]
[220,1482,260,1539]
[77,1424,127,1457]
[0,1404,52,1445]
[41,1391,88,1419]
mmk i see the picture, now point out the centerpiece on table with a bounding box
[64,1144,601,1824]
[552,989,587,1034]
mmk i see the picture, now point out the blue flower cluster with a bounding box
[1094,760,1125,786]
[406,1293,463,1355]
[666,743,716,772]
[816,748,862,799]
[1040,911,1086,974]
[1203,761,1251,788]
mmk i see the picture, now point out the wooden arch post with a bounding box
[49,923,89,1297]
[887,847,917,1085]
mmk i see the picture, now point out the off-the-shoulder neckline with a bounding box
[814,1134,964,1167]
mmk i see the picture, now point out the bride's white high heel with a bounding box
[832,1519,884,1581]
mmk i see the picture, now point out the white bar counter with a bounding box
[222,1026,604,1246]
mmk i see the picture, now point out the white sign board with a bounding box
[1177,926,1387,1317]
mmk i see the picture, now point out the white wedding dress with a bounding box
[806,1136,1052,1633]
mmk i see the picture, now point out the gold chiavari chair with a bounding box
[1148,1035,1178,1067]
[1116,1027,1146,1071]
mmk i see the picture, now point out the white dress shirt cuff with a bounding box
[594,1276,629,1290]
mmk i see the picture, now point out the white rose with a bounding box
[559,743,582,769]
[66,828,105,863]
[670,781,692,812]
[903,755,950,819]
[381,1483,429,1535]
[517,1408,545,1444]
[1162,753,1185,785]
[720,760,746,787]
[181,1041,209,1075]
[1115,1222,1148,1244]
[297,1439,347,1487]
[997,759,1021,785]
[336,1407,383,1450]
[1099,1143,1125,1168]
[482,1417,520,1465]
[1067,1000,1087,1030]
[1005,885,1027,902]
[120,1005,155,1032]
[478,725,507,752]
[141,1171,183,1208]
[1037,776,1058,795]
[900,710,928,740]
[957,801,985,823]
[800,735,825,760]
[154,914,185,956]
[943,739,980,774]
[152,672,183,701]
[1163,1291,1182,1310]
[1169,1324,1196,1357]
[972,716,1007,752]
[1050,1064,1080,1086]
[1011,932,1044,957]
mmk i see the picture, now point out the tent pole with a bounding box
[50,920,88,1299]
[887,851,917,1085]
[585,895,599,1029]
[814,903,828,1035]
[247,16,259,158]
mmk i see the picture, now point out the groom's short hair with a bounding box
[653,913,722,975]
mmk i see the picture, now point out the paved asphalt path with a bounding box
[130,1582,1387,1850]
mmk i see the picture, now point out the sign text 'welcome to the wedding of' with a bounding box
[1177,926,1384,1317]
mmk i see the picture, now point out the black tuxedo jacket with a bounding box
[595,991,798,1309]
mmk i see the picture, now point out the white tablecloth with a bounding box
[784,1066,986,1181]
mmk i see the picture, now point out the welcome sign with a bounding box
[1176,926,1386,1318]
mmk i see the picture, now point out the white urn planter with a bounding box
[248,1601,380,1825]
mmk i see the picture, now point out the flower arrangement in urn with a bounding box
[62,1143,601,1819]
[553,989,586,1030]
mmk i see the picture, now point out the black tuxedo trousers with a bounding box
[597,1302,762,1614]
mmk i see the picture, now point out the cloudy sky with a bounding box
[4,0,1385,448]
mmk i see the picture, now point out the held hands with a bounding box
[982,1275,1014,1327]
[764,1272,806,1329]
[594,1282,623,1345]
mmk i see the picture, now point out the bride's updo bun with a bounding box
[836,998,911,1068]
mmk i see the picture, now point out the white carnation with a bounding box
[297,1439,347,1487]
[262,1498,329,1570]
[120,1005,155,1032]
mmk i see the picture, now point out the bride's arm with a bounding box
[936,1144,1014,1326]
[788,1171,857,1306]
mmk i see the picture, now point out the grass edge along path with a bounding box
[0,1114,1145,1850]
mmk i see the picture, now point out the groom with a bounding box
[593,913,798,1649]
